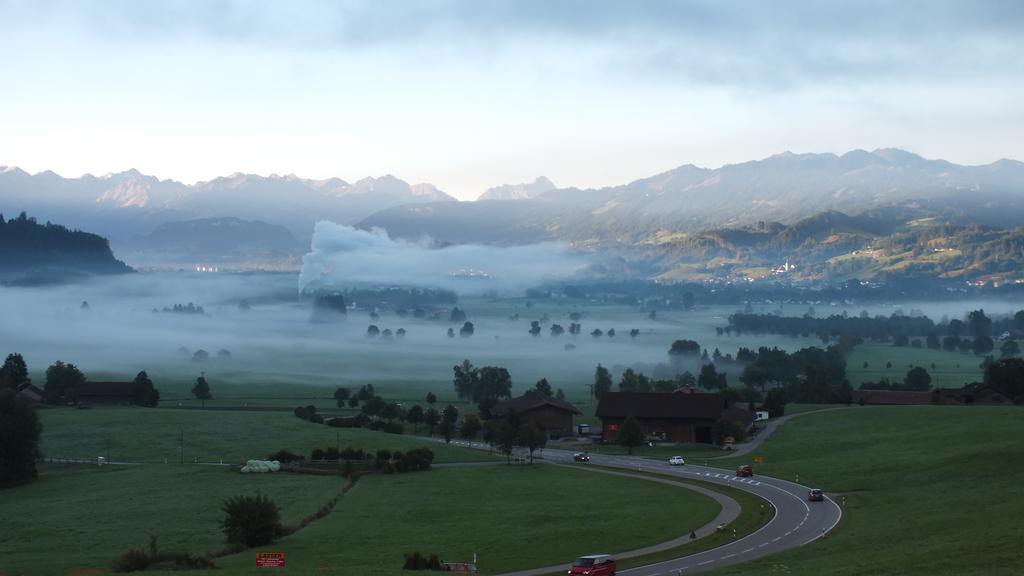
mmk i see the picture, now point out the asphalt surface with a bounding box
[540,448,843,575]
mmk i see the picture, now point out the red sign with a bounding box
[256,552,285,568]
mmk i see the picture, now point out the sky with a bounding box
[1,0,1022,200]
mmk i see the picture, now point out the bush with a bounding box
[325,447,339,460]
[383,421,404,434]
[221,494,282,547]
[311,448,326,461]
[111,536,216,573]
[112,546,151,572]
[376,449,392,461]
[265,449,304,464]
[340,447,366,461]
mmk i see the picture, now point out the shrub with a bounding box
[266,449,304,464]
[311,448,326,461]
[112,546,151,572]
[325,446,340,460]
[376,449,392,461]
[340,447,366,461]
[383,421,405,434]
[221,494,282,547]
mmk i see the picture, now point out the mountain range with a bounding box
[3,148,1024,277]
[0,166,453,244]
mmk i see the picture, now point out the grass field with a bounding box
[37,406,498,464]
[0,464,342,576]
[209,465,721,576]
[0,463,723,576]
[846,342,986,388]
[714,406,1024,575]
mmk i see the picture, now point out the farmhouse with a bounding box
[851,390,932,405]
[16,383,44,403]
[490,391,581,436]
[596,392,749,444]
[76,381,134,405]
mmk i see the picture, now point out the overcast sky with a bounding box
[1,0,1022,199]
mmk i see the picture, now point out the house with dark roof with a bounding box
[595,392,740,444]
[851,390,933,405]
[16,382,45,403]
[490,391,581,436]
[75,381,134,405]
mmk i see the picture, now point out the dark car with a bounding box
[573,452,590,462]
[567,555,616,576]
[808,488,824,502]
[736,464,753,477]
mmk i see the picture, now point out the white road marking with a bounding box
[697,560,714,566]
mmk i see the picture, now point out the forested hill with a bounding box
[0,212,133,279]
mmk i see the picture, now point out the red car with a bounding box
[568,555,616,576]
[736,464,754,477]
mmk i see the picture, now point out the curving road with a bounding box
[540,448,843,575]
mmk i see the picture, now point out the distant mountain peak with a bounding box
[478,176,557,201]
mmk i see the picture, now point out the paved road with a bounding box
[436,438,842,575]
[540,448,843,575]
[711,407,845,460]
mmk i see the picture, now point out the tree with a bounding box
[711,419,747,446]
[441,404,459,424]
[449,307,467,323]
[0,388,42,487]
[529,321,541,336]
[972,335,994,356]
[366,324,380,338]
[763,388,786,418]
[0,353,29,391]
[534,378,553,397]
[618,368,651,393]
[459,321,475,337]
[1000,339,1020,358]
[220,494,282,547]
[44,361,86,404]
[904,367,932,391]
[425,392,437,406]
[362,396,386,418]
[555,388,566,401]
[926,332,940,350]
[447,327,455,338]
[461,414,482,439]
[942,335,960,352]
[967,309,992,338]
[192,375,212,407]
[593,364,613,399]
[406,405,425,432]
[424,407,441,435]
[453,360,479,401]
[983,357,1024,402]
[131,371,160,408]
[668,339,701,363]
[381,401,400,422]
[893,334,909,347]
[946,319,965,337]
[698,363,727,391]
[334,387,351,407]
[617,415,645,455]
[438,419,455,444]
[517,421,547,462]
[478,366,513,402]
[488,417,518,462]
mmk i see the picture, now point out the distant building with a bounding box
[851,390,932,405]
[16,383,44,403]
[490,391,581,436]
[596,392,751,444]
[76,381,134,405]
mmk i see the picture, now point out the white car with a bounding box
[668,456,686,466]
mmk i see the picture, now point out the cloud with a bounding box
[298,221,587,294]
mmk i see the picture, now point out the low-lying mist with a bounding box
[298,222,588,295]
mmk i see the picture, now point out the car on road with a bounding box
[808,488,824,502]
[573,452,591,462]
[668,455,685,466]
[736,464,754,477]
[567,554,616,576]
[442,562,479,574]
